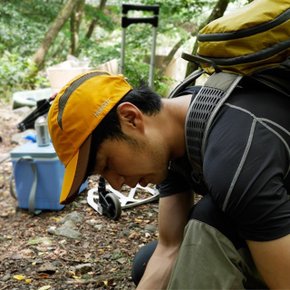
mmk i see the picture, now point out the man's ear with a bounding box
[116,102,144,133]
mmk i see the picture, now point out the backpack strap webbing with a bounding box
[168,69,204,99]
[185,72,242,183]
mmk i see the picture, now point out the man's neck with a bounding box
[160,94,192,159]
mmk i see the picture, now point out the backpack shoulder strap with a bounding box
[168,69,204,99]
[185,72,242,182]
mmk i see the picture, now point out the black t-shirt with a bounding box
[158,79,290,241]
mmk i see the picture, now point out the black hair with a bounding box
[86,85,162,175]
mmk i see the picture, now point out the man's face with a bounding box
[91,135,169,190]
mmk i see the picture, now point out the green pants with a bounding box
[167,219,267,290]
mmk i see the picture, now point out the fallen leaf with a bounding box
[13,274,26,281]
[37,273,50,279]
[38,286,51,290]
[25,278,32,284]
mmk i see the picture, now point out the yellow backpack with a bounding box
[196,0,290,75]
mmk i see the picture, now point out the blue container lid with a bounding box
[10,142,58,159]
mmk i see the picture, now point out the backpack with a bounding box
[197,0,290,76]
[169,0,290,186]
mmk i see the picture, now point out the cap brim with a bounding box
[59,135,92,204]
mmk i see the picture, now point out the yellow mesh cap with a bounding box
[48,71,132,204]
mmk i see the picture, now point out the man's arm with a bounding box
[137,191,193,289]
[247,235,290,289]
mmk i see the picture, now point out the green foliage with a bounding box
[0,0,63,56]
[0,0,234,103]
[81,40,120,66]
[0,51,49,101]
[123,0,213,32]
[0,0,62,101]
[84,5,115,31]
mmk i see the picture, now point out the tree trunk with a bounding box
[204,0,230,25]
[85,0,107,39]
[70,0,85,55]
[185,0,230,76]
[31,0,83,72]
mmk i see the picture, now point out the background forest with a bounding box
[0,0,248,103]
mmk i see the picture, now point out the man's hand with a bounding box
[137,191,193,289]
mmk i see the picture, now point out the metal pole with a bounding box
[121,28,126,74]
[149,26,157,88]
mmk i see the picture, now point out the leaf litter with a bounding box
[0,102,159,289]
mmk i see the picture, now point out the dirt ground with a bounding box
[0,101,159,290]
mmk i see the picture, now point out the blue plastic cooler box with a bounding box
[10,142,65,211]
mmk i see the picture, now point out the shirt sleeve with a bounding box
[158,168,193,197]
